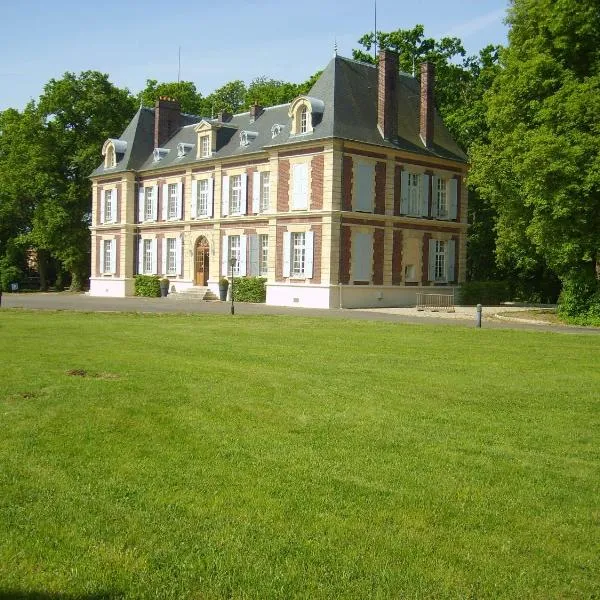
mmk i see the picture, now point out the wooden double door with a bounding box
[194,237,210,286]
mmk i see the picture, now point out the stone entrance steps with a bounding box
[171,286,219,301]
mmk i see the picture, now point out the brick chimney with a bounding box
[249,102,264,122]
[217,110,232,123]
[154,96,181,148]
[377,49,399,141]
[420,63,435,148]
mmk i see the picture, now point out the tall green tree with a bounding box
[138,80,205,115]
[470,0,600,300]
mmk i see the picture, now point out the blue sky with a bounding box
[1,0,509,112]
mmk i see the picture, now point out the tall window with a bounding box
[259,234,268,276]
[300,106,308,133]
[197,179,208,216]
[407,173,421,215]
[166,238,177,275]
[167,183,178,219]
[434,240,446,281]
[200,135,210,157]
[105,145,115,168]
[229,235,241,275]
[436,178,448,218]
[143,239,153,274]
[230,175,242,214]
[291,232,306,277]
[104,189,113,222]
[144,187,154,221]
[103,239,112,273]
[260,171,270,212]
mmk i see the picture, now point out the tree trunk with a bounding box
[69,271,83,292]
[37,249,49,291]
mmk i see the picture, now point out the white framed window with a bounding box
[230,175,242,214]
[229,235,241,275]
[260,172,270,212]
[291,232,306,277]
[105,145,115,169]
[197,179,208,216]
[102,239,115,274]
[428,238,456,283]
[167,183,178,219]
[434,240,446,281]
[144,187,154,221]
[259,234,268,276]
[283,231,314,279]
[407,173,421,216]
[300,106,308,133]
[103,189,113,223]
[200,135,210,157]
[436,178,448,219]
[166,238,177,275]
[143,239,153,274]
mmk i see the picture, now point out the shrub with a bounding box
[457,280,512,305]
[0,260,23,292]
[134,275,161,297]
[232,277,266,303]
[557,274,600,325]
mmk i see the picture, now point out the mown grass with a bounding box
[0,310,598,599]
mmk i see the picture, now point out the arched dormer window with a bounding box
[105,145,115,168]
[102,138,127,169]
[153,148,170,162]
[288,96,325,136]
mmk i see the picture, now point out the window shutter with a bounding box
[428,239,436,281]
[99,240,105,274]
[449,178,458,220]
[162,184,168,220]
[305,231,314,279]
[100,191,106,224]
[110,239,116,274]
[292,163,308,210]
[252,172,260,214]
[207,177,214,217]
[138,187,145,222]
[161,238,167,275]
[248,234,259,276]
[191,180,198,219]
[151,239,158,274]
[447,239,456,282]
[222,235,229,276]
[431,176,438,218]
[221,175,229,216]
[152,185,158,220]
[176,236,183,276]
[238,173,246,215]
[282,232,291,277]
[355,162,374,212]
[353,232,372,281]
[421,174,430,217]
[400,171,408,214]
[176,182,183,219]
[138,238,143,274]
[239,235,247,276]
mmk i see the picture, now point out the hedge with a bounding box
[134,275,161,297]
[232,277,266,303]
[457,280,512,305]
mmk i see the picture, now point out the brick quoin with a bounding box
[394,166,402,216]
[375,162,386,214]
[454,175,462,222]
[95,237,100,275]
[246,167,255,213]
[115,183,122,223]
[339,226,352,284]
[373,229,384,285]
[115,237,120,277]
[277,160,289,212]
[425,170,434,218]
[275,225,285,281]
[96,187,102,225]
[343,156,353,211]
[392,230,403,285]
[452,234,459,282]
[311,154,324,210]
[422,233,431,284]
[311,224,322,284]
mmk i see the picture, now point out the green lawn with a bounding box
[0,310,598,599]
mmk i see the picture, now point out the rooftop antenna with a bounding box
[177,46,181,83]
[373,0,377,60]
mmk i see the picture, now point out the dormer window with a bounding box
[105,145,116,168]
[240,131,258,147]
[271,124,284,138]
[200,135,210,157]
[101,139,127,169]
[177,143,194,158]
[288,96,324,136]
[300,106,308,133]
[153,148,170,162]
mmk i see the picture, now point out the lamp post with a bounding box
[229,257,237,315]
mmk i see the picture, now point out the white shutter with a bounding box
[400,171,408,214]
[176,236,183,276]
[207,177,214,217]
[305,231,314,279]
[248,234,259,276]
[111,189,118,222]
[239,235,247,276]
[431,176,439,218]
[162,184,168,220]
[161,238,167,275]
[191,180,198,219]
[240,173,248,215]
[449,178,458,220]
[282,232,291,277]
[355,162,374,212]
[176,182,183,219]
[252,172,260,214]
[152,185,158,221]
[353,232,372,281]
[99,240,105,274]
[428,238,436,281]
[447,239,456,282]
[100,191,106,224]
[151,239,158,274]
[222,235,229,276]
[221,175,229,216]
[421,174,430,217]
[110,239,116,274]
[292,163,308,210]
[138,187,145,222]
[138,238,144,274]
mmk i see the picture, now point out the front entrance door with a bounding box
[194,237,210,286]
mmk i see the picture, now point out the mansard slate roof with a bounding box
[91,55,466,177]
